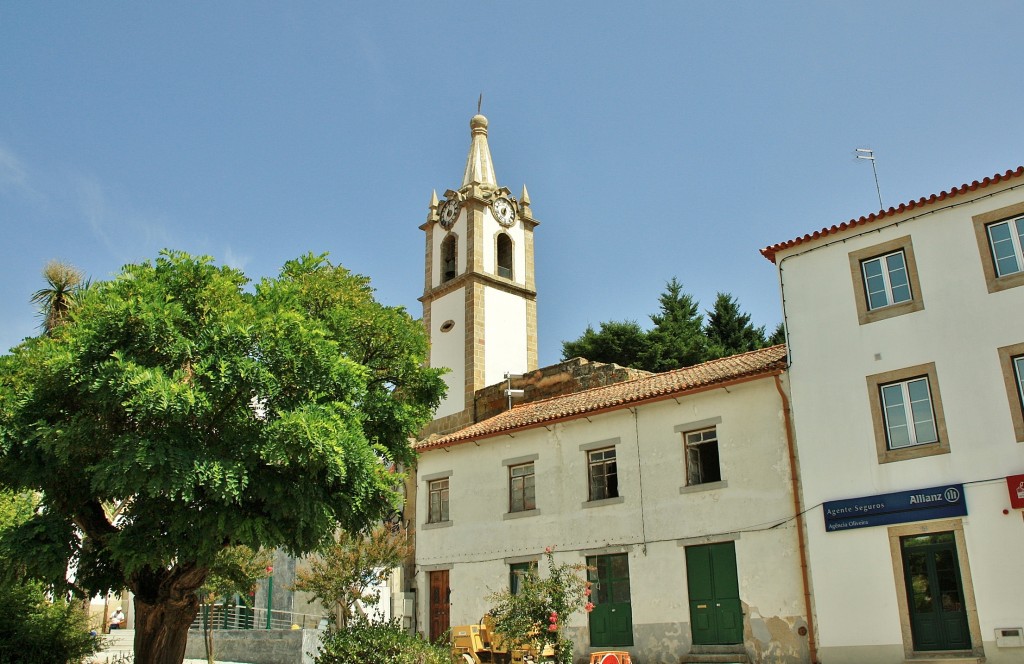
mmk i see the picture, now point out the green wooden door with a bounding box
[587,554,633,647]
[685,542,743,645]
[901,533,971,651]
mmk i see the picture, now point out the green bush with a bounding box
[0,581,101,664]
[315,616,450,664]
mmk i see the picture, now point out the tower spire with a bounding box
[461,114,497,188]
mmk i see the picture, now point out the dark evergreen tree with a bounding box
[704,292,768,359]
[641,278,710,371]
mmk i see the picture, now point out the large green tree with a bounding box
[642,277,710,371]
[704,292,769,359]
[0,251,445,664]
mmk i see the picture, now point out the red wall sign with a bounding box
[1007,474,1024,510]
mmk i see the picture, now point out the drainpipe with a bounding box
[774,374,819,664]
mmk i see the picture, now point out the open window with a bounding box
[587,448,618,501]
[684,427,721,485]
[497,233,513,279]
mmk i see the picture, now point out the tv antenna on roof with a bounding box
[855,148,884,211]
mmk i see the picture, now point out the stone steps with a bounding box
[680,644,750,664]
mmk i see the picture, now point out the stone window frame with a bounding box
[866,362,950,464]
[580,438,624,508]
[848,235,925,325]
[503,453,539,519]
[886,518,984,660]
[422,470,452,529]
[674,416,728,494]
[973,200,1024,294]
[997,341,1024,442]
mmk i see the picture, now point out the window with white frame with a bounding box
[862,250,913,310]
[986,216,1024,278]
[867,363,948,464]
[879,377,938,449]
[684,427,721,485]
[509,462,535,513]
[588,448,618,501]
[849,236,924,324]
[428,478,449,523]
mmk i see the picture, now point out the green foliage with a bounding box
[642,277,711,371]
[561,278,779,371]
[0,250,446,652]
[0,490,100,664]
[487,550,591,664]
[0,581,100,664]
[704,292,769,360]
[294,525,412,628]
[314,616,450,664]
[561,321,647,368]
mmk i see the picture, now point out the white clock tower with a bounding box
[420,114,539,434]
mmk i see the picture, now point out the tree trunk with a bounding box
[130,565,208,664]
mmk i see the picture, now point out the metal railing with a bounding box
[190,604,324,631]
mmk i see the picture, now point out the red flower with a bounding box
[544,546,552,553]
[584,588,591,597]
[584,602,594,613]
[548,624,558,632]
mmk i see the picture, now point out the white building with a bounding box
[763,166,1024,663]
[412,114,812,664]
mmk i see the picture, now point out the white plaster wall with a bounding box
[482,287,529,388]
[429,287,465,419]
[416,377,806,646]
[775,182,1024,651]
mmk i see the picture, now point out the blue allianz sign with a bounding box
[823,484,966,532]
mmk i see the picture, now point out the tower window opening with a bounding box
[441,235,457,283]
[497,233,513,279]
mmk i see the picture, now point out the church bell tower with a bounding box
[420,114,539,433]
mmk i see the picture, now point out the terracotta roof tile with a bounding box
[760,166,1024,263]
[415,345,788,451]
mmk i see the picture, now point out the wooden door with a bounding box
[428,570,450,643]
[686,541,743,645]
[587,554,634,647]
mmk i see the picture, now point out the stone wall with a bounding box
[184,628,321,664]
[473,357,650,423]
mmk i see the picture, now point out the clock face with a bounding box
[439,199,460,229]
[492,197,515,227]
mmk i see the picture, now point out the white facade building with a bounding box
[763,166,1024,663]
[414,346,813,664]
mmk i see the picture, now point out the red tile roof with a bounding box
[415,345,788,451]
[760,166,1024,264]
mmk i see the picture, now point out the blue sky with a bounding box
[2,2,1022,366]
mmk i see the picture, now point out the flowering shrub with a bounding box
[487,549,592,664]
